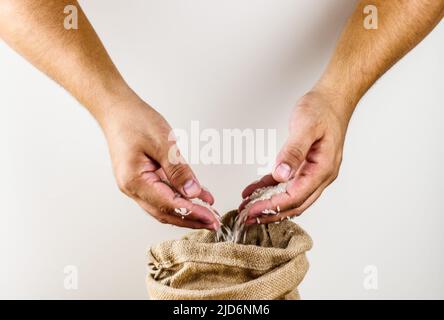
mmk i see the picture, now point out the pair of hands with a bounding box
[103,90,348,230]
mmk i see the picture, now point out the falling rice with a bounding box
[193,183,288,243]
[177,183,288,243]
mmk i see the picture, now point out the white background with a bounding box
[0,0,443,299]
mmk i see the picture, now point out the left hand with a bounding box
[239,90,349,225]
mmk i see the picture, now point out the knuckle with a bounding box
[326,164,336,176]
[114,160,140,196]
[337,153,343,166]
[117,176,136,196]
[156,216,169,224]
[321,160,337,178]
[168,164,191,184]
[331,168,340,181]
[149,209,171,225]
[283,145,305,165]
[327,156,342,181]
[158,204,171,215]
[335,157,343,174]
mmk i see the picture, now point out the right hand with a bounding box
[100,95,219,230]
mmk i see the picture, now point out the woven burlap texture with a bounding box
[147,210,312,300]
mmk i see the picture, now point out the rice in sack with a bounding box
[146,185,313,300]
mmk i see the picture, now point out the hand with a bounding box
[100,95,219,230]
[240,90,349,224]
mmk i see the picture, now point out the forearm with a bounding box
[0,0,135,125]
[315,0,444,121]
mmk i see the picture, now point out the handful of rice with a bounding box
[191,183,288,243]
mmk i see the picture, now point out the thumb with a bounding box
[273,130,314,182]
[160,142,202,198]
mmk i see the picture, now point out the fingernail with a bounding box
[274,163,291,180]
[183,179,200,197]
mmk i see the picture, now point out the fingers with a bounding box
[163,161,202,198]
[246,164,326,218]
[245,181,327,225]
[245,139,338,221]
[157,168,214,205]
[135,198,213,230]
[131,171,219,229]
[154,141,203,199]
[272,115,318,183]
[241,174,278,200]
[141,157,161,173]
[238,93,345,225]
[198,186,215,205]
[239,175,278,212]
[108,107,217,230]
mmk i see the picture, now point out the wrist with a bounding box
[311,77,360,125]
[88,82,144,131]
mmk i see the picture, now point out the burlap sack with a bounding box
[146,211,312,300]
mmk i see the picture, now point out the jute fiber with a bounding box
[147,211,312,300]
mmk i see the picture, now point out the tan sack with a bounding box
[147,210,312,300]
